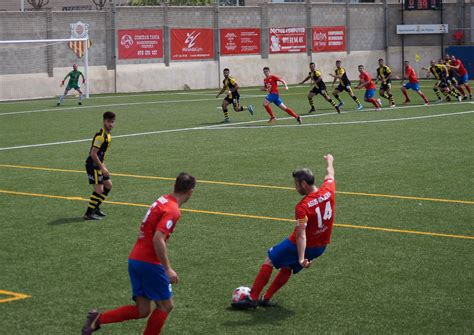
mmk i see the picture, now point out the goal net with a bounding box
[0,38,90,102]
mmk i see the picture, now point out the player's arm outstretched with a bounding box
[60,72,70,87]
[299,75,311,85]
[153,230,179,284]
[216,85,228,98]
[324,154,335,180]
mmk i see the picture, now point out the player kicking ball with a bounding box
[57,64,86,106]
[215,68,254,123]
[261,66,301,124]
[81,173,196,335]
[232,155,336,309]
[401,61,429,105]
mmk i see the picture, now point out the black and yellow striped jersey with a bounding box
[430,64,448,80]
[377,65,392,82]
[86,128,112,165]
[223,77,238,96]
[334,67,351,86]
[310,70,325,89]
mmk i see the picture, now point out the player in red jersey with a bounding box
[447,56,471,100]
[81,173,196,335]
[401,61,429,105]
[232,155,336,309]
[355,65,382,110]
[261,67,301,124]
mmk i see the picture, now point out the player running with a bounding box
[262,67,301,124]
[84,111,115,220]
[447,55,472,100]
[232,155,336,309]
[376,59,396,107]
[329,60,363,110]
[299,62,341,114]
[81,173,196,335]
[215,68,254,123]
[401,61,429,105]
[422,60,461,102]
[57,64,86,106]
[355,65,382,111]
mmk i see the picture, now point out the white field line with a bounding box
[0,107,472,152]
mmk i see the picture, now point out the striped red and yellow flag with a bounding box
[68,39,93,59]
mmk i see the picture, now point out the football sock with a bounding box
[465,84,472,94]
[223,108,230,120]
[284,107,298,119]
[368,98,379,108]
[99,305,140,324]
[434,88,442,99]
[457,86,465,96]
[402,90,409,100]
[333,93,342,103]
[103,187,111,196]
[143,309,168,335]
[250,263,273,301]
[420,92,429,103]
[264,105,275,118]
[88,191,104,210]
[388,94,395,105]
[442,90,450,100]
[327,98,337,109]
[381,92,390,100]
[308,97,315,108]
[238,106,245,112]
[351,95,361,105]
[79,94,84,102]
[59,95,65,103]
[263,268,292,301]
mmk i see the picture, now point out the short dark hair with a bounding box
[103,111,116,120]
[223,68,230,72]
[358,64,364,68]
[310,62,315,66]
[336,60,341,63]
[292,168,315,186]
[174,172,196,194]
[378,58,384,61]
[263,66,270,71]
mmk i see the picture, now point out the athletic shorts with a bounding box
[66,84,80,91]
[85,163,110,185]
[379,82,391,91]
[224,91,241,107]
[128,259,172,302]
[268,238,326,274]
[458,74,469,85]
[404,82,420,91]
[437,79,448,89]
[365,88,376,99]
[310,86,328,96]
[265,93,283,106]
[336,84,352,93]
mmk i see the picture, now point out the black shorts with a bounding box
[336,84,352,93]
[310,84,327,96]
[379,82,392,91]
[86,163,110,185]
[437,79,448,89]
[224,92,240,107]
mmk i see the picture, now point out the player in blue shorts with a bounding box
[233,155,336,308]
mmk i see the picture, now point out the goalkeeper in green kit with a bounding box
[57,64,86,106]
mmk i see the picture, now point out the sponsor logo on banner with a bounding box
[269,27,306,54]
[220,28,260,55]
[171,29,214,60]
[312,26,346,52]
[396,24,448,34]
[68,21,93,59]
[118,29,163,59]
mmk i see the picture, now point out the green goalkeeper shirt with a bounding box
[67,70,83,86]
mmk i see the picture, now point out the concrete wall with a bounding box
[0,3,471,100]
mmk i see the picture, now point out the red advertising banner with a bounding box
[269,27,306,54]
[118,29,163,59]
[220,28,260,55]
[171,28,214,60]
[312,26,346,52]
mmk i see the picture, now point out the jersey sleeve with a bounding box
[320,178,336,194]
[229,78,237,86]
[272,75,282,82]
[386,67,392,75]
[92,134,105,149]
[295,202,307,221]
[155,208,180,238]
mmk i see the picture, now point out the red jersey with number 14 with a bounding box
[289,178,336,248]
[264,75,282,94]
[129,195,181,265]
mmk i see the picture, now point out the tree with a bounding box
[26,0,50,10]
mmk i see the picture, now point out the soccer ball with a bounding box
[232,286,251,304]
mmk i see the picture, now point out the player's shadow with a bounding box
[48,217,85,225]
[222,305,295,327]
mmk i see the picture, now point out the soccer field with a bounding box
[1,83,473,334]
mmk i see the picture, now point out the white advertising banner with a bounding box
[396,24,449,35]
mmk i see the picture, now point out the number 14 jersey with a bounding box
[289,178,336,247]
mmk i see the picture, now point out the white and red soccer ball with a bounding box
[232,286,251,304]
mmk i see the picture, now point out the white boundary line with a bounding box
[1,109,472,152]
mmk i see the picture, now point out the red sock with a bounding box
[458,86,465,96]
[250,263,273,301]
[99,305,140,325]
[144,309,169,335]
[420,92,429,103]
[284,107,298,118]
[465,84,471,94]
[368,98,379,108]
[402,90,409,100]
[264,105,275,118]
[263,268,292,301]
